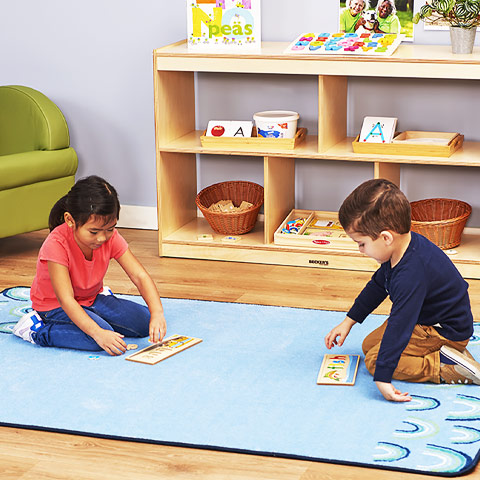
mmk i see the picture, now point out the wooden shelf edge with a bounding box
[157,132,480,167]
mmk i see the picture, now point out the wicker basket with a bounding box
[196,181,264,235]
[410,198,472,250]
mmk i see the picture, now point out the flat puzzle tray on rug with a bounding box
[285,32,404,56]
[126,334,202,364]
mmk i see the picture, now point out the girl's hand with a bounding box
[149,312,167,343]
[324,317,356,349]
[375,381,412,402]
[93,329,127,356]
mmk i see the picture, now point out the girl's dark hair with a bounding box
[338,178,411,239]
[49,175,120,231]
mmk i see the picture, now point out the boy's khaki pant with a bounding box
[362,321,469,384]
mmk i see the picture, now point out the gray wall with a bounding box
[1,0,479,225]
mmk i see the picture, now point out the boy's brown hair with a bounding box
[338,179,411,239]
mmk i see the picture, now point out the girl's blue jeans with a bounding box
[34,294,150,351]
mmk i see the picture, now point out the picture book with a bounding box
[317,354,360,386]
[126,334,202,365]
[187,0,261,51]
[284,32,404,57]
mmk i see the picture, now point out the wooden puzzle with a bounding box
[285,32,404,57]
[317,354,360,386]
[126,334,202,365]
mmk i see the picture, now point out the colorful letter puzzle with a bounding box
[317,354,360,385]
[285,32,404,57]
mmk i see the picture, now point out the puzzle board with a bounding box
[285,33,404,57]
[317,354,360,386]
[126,334,202,365]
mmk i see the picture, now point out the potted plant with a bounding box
[413,0,480,53]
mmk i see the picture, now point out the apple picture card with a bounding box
[206,121,253,137]
[359,117,397,144]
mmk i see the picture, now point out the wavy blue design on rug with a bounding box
[451,425,480,444]
[3,286,30,301]
[447,394,480,421]
[373,442,410,462]
[468,334,480,346]
[417,444,472,473]
[407,395,441,412]
[2,287,480,476]
[394,418,439,439]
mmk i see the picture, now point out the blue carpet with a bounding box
[1,287,480,476]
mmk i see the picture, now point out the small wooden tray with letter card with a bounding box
[126,334,202,365]
[317,354,360,386]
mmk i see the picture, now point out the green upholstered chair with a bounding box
[0,85,78,238]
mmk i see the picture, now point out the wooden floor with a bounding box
[1,228,480,480]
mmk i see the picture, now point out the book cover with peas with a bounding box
[187,0,261,51]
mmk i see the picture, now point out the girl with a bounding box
[13,175,166,355]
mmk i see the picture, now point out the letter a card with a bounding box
[317,354,360,386]
[187,0,261,52]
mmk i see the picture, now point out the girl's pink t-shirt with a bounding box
[30,222,128,311]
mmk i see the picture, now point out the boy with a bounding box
[324,179,480,402]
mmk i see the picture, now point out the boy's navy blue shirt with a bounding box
[347,231,473,383]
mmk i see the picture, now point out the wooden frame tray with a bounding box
[352,131,463,157]
[317,354,360,386]
[274,209,356,249]
[200,127,307,150]
[126,334,202,365]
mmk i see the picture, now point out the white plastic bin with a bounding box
[253,110,299,139]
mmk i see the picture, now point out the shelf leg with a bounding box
[264,156,295,244]
[318,75,347,153]
[156,152,197,256]
[374,162,400,186]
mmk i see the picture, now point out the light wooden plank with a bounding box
[264,156,295,243]
[318,76,347,152]
[155,42,480,80]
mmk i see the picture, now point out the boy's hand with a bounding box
[375,381,412,402]
[93,329,127,356]
[324,317,356,349]
[149,312,167,344]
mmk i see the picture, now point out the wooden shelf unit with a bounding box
[154,40,480,278]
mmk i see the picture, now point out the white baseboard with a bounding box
[117,205,158,230]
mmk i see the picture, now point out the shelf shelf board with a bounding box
[325,138,480,167]
[158,131,480,167]
[155,41,480,80]
[158,131,319,157]
[162,218,480,278]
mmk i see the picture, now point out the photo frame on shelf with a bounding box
[187,0,261,52]
[339,0,414,41]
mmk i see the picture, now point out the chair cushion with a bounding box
[0,148,78,190]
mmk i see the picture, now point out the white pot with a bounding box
[449,26,477,54]
[253,110,299,139]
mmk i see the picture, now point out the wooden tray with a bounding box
[352,131,463,157]
[126,334,202,365]
[200,127,307,150]
[274,209,356,250]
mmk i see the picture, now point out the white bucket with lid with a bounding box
[253,110,299,139]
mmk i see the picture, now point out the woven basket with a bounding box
[196,181,264,235]
[410,198,472,250]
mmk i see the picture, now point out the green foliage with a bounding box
[413,0,480,27]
